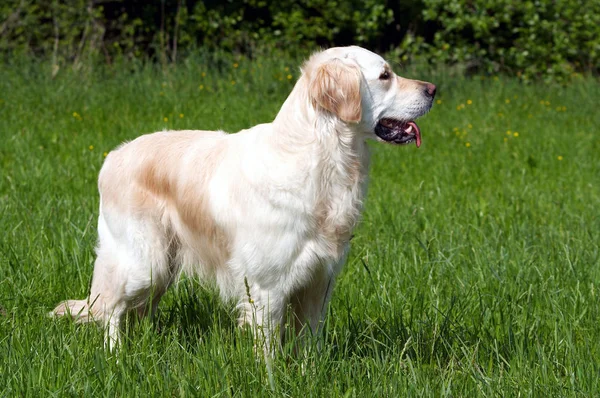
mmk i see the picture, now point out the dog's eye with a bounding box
[379,71,391,80]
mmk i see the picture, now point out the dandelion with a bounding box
[505,99,510,104]
[465,142,471,148]
[103,152,108,157]
[467,99,472,105]
[199,84,204,90]
[163,117,168,122]
[513,132,519,137]
[562,106,567,111]
[453,127,459,132]
[284,67,289,72]
[287,74,292,80]
[231,80,236,85]
[557,156,563,161]
[89,145,94,150]
[72,112,79,118]
[233,62,239,68]
[179,113,184,118]
[436,99,442,105]
[506,130,512,135]
[201,72,206,77]
[468,124,473,129]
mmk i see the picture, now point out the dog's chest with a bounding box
[314,152,369,260]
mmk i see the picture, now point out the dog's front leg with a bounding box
[289,248,348,349]
[238,282,288,355]
[289,269,336,346]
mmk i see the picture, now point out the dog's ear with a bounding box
[309,59,362,123]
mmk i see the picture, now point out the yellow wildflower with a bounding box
[163,117,168,122]
[88,145,94,150]
[558,156,563,161]
[465,142,471,148]
[467,99,472,105]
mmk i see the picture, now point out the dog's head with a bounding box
[304,46,435,147]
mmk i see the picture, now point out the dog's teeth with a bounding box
[405,124,413,133]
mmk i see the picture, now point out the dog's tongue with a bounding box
[406,121,421,148]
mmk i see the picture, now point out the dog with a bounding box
[52,46,436,351]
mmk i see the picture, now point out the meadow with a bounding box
[0,56,599,396]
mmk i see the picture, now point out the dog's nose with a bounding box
[424,83,437,98]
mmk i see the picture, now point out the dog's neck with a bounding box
[272,75,368,158]
[272,77,370,259]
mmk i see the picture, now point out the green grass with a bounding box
[0,56,599,396]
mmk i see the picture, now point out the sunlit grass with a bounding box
[0,57,599,396]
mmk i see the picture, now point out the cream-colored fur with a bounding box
[52,46,435,351]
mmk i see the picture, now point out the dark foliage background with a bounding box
[1,0,598,81]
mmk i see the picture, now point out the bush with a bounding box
[399,0,600,82]
[0,0,598,81]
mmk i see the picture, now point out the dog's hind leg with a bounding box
[87,206,174,350]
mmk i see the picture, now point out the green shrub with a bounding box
[398,0,600,82]
[1,0,598,81]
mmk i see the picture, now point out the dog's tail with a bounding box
[50,298,96,323]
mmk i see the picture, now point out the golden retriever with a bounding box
[52,46,436,351]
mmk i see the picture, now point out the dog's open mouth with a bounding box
[375,119,422,148]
